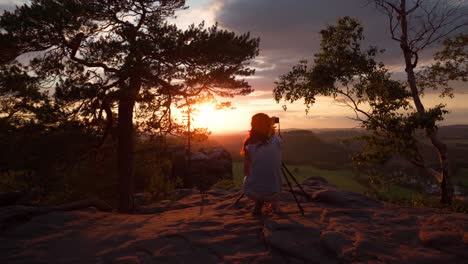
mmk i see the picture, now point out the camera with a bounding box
[272,116,280,124]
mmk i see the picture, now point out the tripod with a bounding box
[233,162,311,216]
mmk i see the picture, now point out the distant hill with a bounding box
[312,128,365,142]
[280,130,351,167]
[206,125,468,169]
[208,130,354,169]
[438,125,468,139]
[438,125,468,168]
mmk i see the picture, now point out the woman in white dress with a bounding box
[241,113,282,216]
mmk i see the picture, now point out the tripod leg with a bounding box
[233,193,244,207]
[282,167,304,216]
[282,163,312,201]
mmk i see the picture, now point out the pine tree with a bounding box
[0,0,259,212]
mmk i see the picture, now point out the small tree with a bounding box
[372,0,467,204]
[274,16,467,204]
[0,0,259,212]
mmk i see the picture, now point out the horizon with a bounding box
[180,92,468,133]
[202,123,468,136]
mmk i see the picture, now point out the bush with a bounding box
[0,171,34,192]
[370,188,468,214]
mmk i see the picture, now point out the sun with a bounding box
[174,101,251,133]
[189,102,245,133]
[192,103,219,127]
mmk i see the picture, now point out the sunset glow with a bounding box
[180,92,468,134]
[172,0,468,132]
[190,103,249,133]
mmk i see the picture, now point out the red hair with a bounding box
[241,113,273,155]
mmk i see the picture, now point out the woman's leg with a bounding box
[253,200,264,215]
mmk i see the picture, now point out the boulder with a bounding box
[312,188,382,208]
[2,176,468,263]
[170,146,233,189]
[134,193,153,206]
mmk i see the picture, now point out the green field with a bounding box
[233,162,436,201]
[374,184,416,200]
[233,161,367,194]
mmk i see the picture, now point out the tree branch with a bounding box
[66,33,119,73]
[406,0,422,15]
[337,90,372,120]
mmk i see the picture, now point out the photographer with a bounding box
[241,113,282,216]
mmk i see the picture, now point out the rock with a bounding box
[312,188,382,208]
[206,189,230,197]
[113,256,140,264]
[170,146,233,189]
[171,189,197,200]
[320,231,352,259]
[2,176,468,263]
[134,193,153,206]
[263,222,336,263]
[85,207,98,214]
[419,215,468,258]
[189,146,233,190]
[190,152,208,161]
[302,176,329,186]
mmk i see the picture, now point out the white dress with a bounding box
[243,135,282,198]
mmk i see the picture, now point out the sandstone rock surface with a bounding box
[1,177,467,263]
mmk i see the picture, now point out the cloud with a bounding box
[2,0,466,128]
[217,1,396,61]
[0,0,28,12]
[251,56,276,72]
[173,0,223,29]
[216,0,467,93]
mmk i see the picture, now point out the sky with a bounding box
[1,0,467,133]
[174,0,468,133]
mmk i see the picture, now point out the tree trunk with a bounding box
[399,0,453,204]
[117,97,135,213]
[117,76,141,213]
[186,106,192,188]
[429,135,453,204]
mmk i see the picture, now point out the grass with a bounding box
[232,161,367,194]
[373,184,416,201]
[232,161,244,187]
[233,161,468,213]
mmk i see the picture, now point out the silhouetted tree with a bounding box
[0,0,259,212]
[371,0,467,203]
[274,16,467,204]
